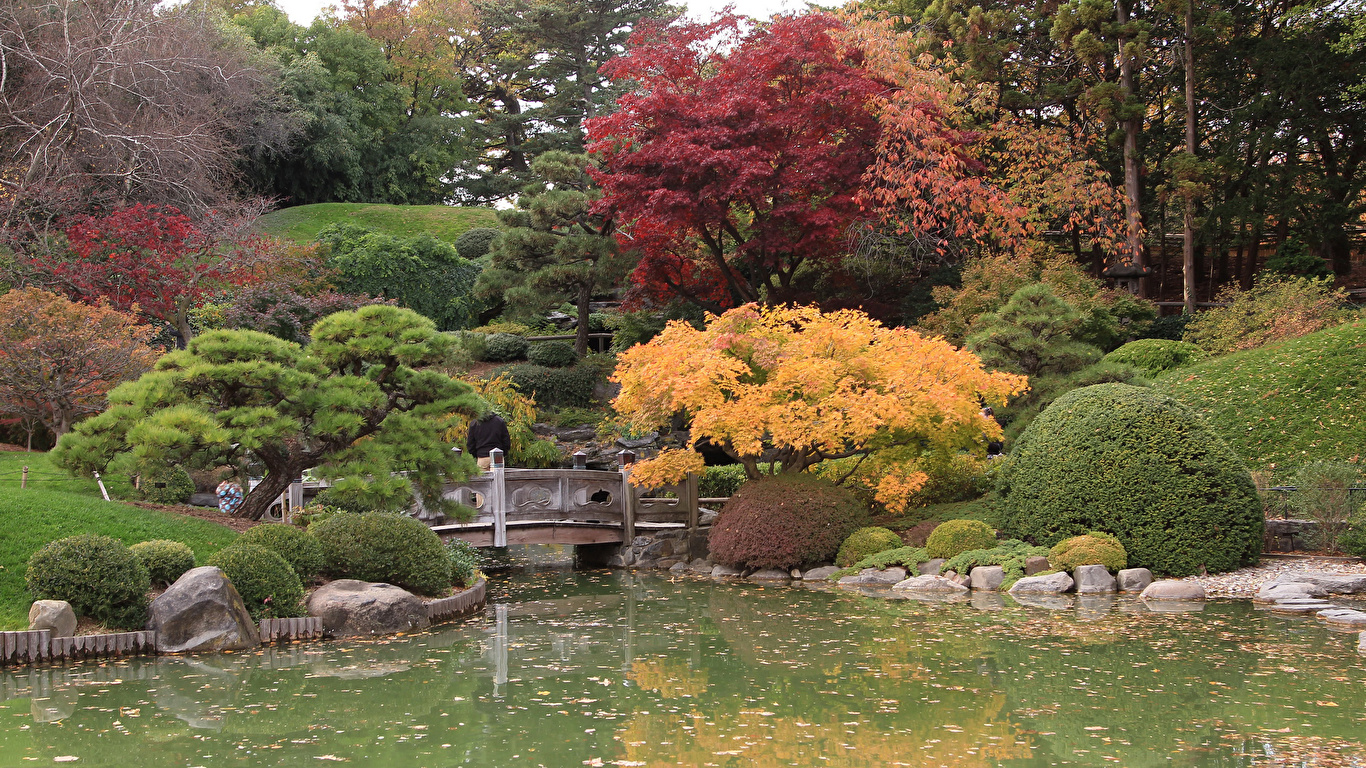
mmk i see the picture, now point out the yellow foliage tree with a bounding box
[442,375,562,468]
[612,304,1027,511]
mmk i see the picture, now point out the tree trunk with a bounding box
[1183,0,1198,314]
[237,470,295,520]
[1242,219,1263,288]
[1117,0,1146,294]
[575,282,591,356]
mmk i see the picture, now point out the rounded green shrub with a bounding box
[496,363,598,408]
[130,540,196,588]
[1102,339,1207,376]
[528,340,579,368]
[454,227,501,261]
[446,539,482,588]
[138,465,196,505]
[309,512,451,596]
[708,474,870,570]
[237,523,325,581]
[925,519,996,559]
[836,527,904,568]
[208,543,305,620]
[310,488,375,514]
[27,535,150,630]
[483,333,530,362]
[1048,532,1127,572]
[999,383,1262,576]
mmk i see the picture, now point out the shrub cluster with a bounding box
[237,523,325,581]
[999,383,1263,576]
[446,540,482,588]
[528,340,579,368]
[941,539,1050,587]
[708,474,870,570]
[924,519,996,559]
[830,546,929,579]
[27,535,151,630]
[309,512,451,596]
[483,332,530,362]
[836,527,904,568]
[1102,339,1206,376]
[208,543,306,620]
[1048,532,1127,571]
[138,465,196,505]
[496,362,599,408]
[131,540,196,588]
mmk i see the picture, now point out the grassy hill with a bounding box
[0,452,238,630]
[1155,319,1365,476]
[257,202,499,244]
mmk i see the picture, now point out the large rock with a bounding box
[1008,571,1074,594]
[918,559,947,576]
[1317,609,1366,628]
[802,566,841,581]
[1255,581,1327,603]
[1024,556,1051,576]
[711,564,743,578]
[307,580,430,638]
[688,559,714,575]
[969,566,1005,591]
[1271,572,1366,594]
[892,575,969,593]
[28,600,76,638]
[1140,580,1206,601]
[838,567,908,586]
[1074,565,1117,594]
[1117,568,1153,593]
[747,569,791,582]
[148,566,261,652]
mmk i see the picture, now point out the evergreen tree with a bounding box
[966,284,1102,377]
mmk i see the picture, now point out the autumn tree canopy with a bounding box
[612,304,1027,511]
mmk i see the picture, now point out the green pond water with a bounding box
[1,570,1365,767]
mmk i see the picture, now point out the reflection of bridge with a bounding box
[415,456,701,548]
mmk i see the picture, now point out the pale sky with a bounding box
[275,0,810,26]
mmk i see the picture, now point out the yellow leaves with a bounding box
[627,448,705,488]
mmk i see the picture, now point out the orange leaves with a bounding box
[627,448,706,488]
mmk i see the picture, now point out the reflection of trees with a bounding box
[628,658,708,698]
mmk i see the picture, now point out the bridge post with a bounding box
[490,449,507,547]
[618,450,636,543]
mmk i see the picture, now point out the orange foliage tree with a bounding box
[0,288,159,439]
[612,304,1026,511]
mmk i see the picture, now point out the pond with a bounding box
[1,570,1364,767]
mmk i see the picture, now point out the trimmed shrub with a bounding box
[496,363,598,408]
[836,527,904,568]
[309,512,451,596]
[1048,532,1127,572]
[528,340,579,368]
[708,474,870,570]
[237,523,325,581]
[454,227,501,261]
[26,535,151,630]
[311,487,391,514]
[483,333,530,362]
[207,543,305,620]
[138,465,196,505]
[999,383,1263,576]
[925,519,996,559]
[446,540,482,588]
[131,540,196,588]
[941,539,1049,587]
[1140,313,1194,342]
[1102,339,1206,376]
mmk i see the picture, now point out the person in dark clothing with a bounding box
[467,412,512,471]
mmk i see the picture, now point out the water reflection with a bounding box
[0,571,1362,767]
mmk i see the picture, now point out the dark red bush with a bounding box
[707,474,870,570]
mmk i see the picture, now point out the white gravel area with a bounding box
[1175,557,1366,598]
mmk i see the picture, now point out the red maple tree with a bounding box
[586,13,889,310]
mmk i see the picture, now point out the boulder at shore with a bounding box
[147,567,261,652]
[307,580,431,638]
[28,600,76,638]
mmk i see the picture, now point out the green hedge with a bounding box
[1102,339,1206,376]
[237,524,325,581]
[131,540,196,588]
[483,333,530,362]
[138,466,195,505]
[528,340,579,368]
[208,543,306,619]
[999,383,1262,576]
[925,519,996,559]
[26,535,150,630]
[309,512,451,596]
[495,362,599,408]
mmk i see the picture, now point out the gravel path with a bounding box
[1177,557,1366,598]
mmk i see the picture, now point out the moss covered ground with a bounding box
[256,203,498,244]
[0,452,238,629]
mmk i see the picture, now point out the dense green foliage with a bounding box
[966,284,1101,376]
[26,535,150,630]
[941,539,1050,587]
[1048,532,1128,572]
[130,540,196,588]
[830,546,930,579]
[309,512,451,596]
[455,228,502,261]
[207,543,306,620]
[1156,320,1365,472]
[137,465,195,505]
[836,527,904,568]
[237,524,325,581]
[528,341,579,368]
[1102,339,1207,376]
[483,333,531,362]
[446,540,482,588]
[495,363,600,408]
[708,475,870,570]
[699,465,749,499]
[995,361,1148,444]
[318,224,481,331]
[924,519,997,559]
[256,204,499,245]
[1000,384,1262,576]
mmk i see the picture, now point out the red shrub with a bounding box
[708,474,870,570]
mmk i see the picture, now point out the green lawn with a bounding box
[256,203,500,244]
[0,452,238,629]
[1155,319,1366,477]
